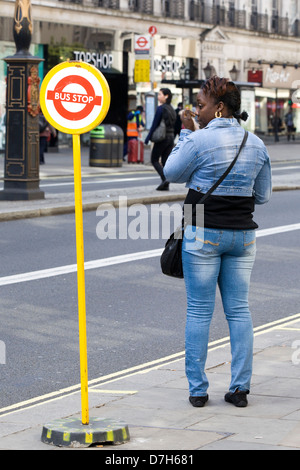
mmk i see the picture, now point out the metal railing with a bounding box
[93,0,120,8]
[271,15,289,36]
[128,0,153,14]
[189,2,246,29]
[59,0,120,8]
[163,0,185,19]
[250,13,268,33]
[58,0,84,4]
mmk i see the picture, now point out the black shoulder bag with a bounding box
[160,131,249,278]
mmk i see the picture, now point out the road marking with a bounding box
[256,223,300,238]
[272,166,300,171]
[0,223,300,287]
[88,389,137,395]
[40,176,158,188]
[276,327,300,331]
[0,249,162,286]
[0,312,300,418]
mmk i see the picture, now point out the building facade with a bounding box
[1,0,300,146]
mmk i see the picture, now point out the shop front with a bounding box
[250,64,300,137]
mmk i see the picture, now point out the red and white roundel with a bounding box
[40,61,111,135]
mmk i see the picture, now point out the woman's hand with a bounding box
[180,109,199,132]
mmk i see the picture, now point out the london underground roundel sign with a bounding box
[40,61,111,135]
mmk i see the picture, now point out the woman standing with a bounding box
[145,88,176,190]
[164,77,272,408]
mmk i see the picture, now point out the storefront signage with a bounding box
[263,65,300,89]
[73,51,113,70]
[248,70,263,84]
[154,58,180,74]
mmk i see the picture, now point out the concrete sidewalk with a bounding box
[1,314,300,450]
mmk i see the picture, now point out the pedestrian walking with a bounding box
[271,114,282,142]
[39,112,57,164]
[285,109,296,141]
[164,76,272,408]
[145,88,176,191]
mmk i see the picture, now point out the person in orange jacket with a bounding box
[124,106,144,160]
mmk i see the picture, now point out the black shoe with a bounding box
[156,181,169,191]
[189,395,209,408]
[224,390,249,408]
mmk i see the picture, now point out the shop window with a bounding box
[168,44,175,56]
[46,38,86,73]
[97,33,114,51]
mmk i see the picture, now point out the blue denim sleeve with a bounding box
[163,129,199,183]
[145,106,163,144]
[253,149,272,204]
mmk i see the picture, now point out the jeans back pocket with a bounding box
[243,230,256,254]
[184,226,223,253]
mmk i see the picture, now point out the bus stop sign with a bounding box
[40,61,111,135]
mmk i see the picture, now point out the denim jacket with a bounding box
[164,118,272,204]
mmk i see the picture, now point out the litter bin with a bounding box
[90,124,123,167]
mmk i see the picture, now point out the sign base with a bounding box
[41,417,130,448]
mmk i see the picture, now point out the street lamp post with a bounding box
[0,0,44,201]
[203,62,213,80]
[229,64,239,82]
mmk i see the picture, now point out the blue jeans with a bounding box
[182,226,256,397]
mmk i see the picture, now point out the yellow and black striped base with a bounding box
[41,417,130,448]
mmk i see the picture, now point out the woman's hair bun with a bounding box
[233,111,249,122]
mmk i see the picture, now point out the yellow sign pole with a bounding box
[72,133,89,426]
[41,62,129,447]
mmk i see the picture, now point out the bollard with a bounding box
[90,124,123,167]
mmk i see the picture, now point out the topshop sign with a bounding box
[73,51,113,70]
[154,58,180,74]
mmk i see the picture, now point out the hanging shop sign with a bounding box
[248,70,263,84]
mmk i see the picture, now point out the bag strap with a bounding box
[199,130,248,204]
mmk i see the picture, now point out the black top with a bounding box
[184,189,258,230]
